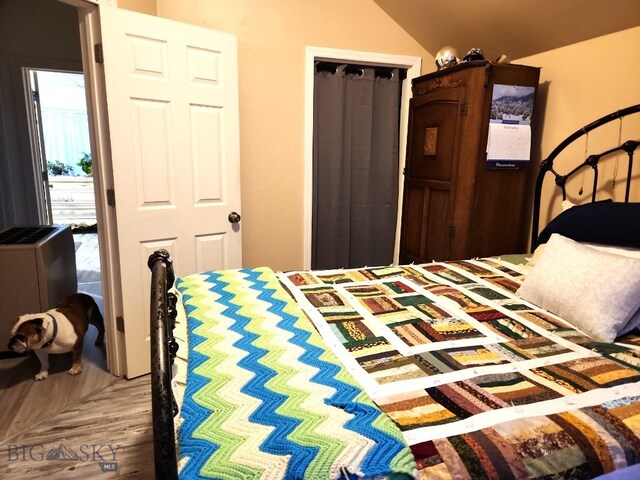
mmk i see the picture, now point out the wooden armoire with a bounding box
[399,60,540,263]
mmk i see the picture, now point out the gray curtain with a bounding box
[312,64,401,269]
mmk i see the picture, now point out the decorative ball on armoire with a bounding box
[435,46,459,70]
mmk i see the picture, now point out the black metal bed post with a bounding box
[530,104,640,250]
[623,140,640,202]
[148,250,178,480]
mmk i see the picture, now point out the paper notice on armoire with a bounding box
[487,123,531,163]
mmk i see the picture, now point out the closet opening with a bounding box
[311,61,407,269]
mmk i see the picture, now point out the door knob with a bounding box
[228,212,241,223]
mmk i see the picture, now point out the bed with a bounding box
[148,104,640,479]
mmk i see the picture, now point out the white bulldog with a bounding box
[8,293,105,380]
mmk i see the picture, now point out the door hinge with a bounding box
[106,188,116,207]
[459,102,468,117]
[94,43,104,64]
[116,316,125,333]
[448,225,457,239]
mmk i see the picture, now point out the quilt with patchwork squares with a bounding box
[278,258,640,479]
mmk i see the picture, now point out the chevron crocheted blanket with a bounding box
[176,267,416,479]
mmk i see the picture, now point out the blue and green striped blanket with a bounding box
[176,267,415,479]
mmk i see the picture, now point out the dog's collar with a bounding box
[42,313,58,348]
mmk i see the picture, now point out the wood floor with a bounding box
[0,232,156,478]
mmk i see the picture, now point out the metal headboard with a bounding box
[531,104,640,250]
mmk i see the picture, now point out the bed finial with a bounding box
[148,249,175,288]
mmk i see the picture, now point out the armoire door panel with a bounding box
[423,188,450,261]
[407,100,460,182]
[400,182,452,262]
[400,184,426,258]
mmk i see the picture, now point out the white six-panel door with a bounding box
[99,7,242,377]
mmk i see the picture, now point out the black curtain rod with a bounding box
[315,61,406,80]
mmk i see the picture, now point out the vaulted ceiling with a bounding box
[373,0,640,63]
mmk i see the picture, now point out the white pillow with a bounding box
[517,234,640,342]
[525,242,640,276]
[589,242,640,335]
[582,242,640,258]
[621,311,640,335]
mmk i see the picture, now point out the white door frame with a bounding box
[303,47,421,269]
[61,0,125,376]
[21,69,50,224]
